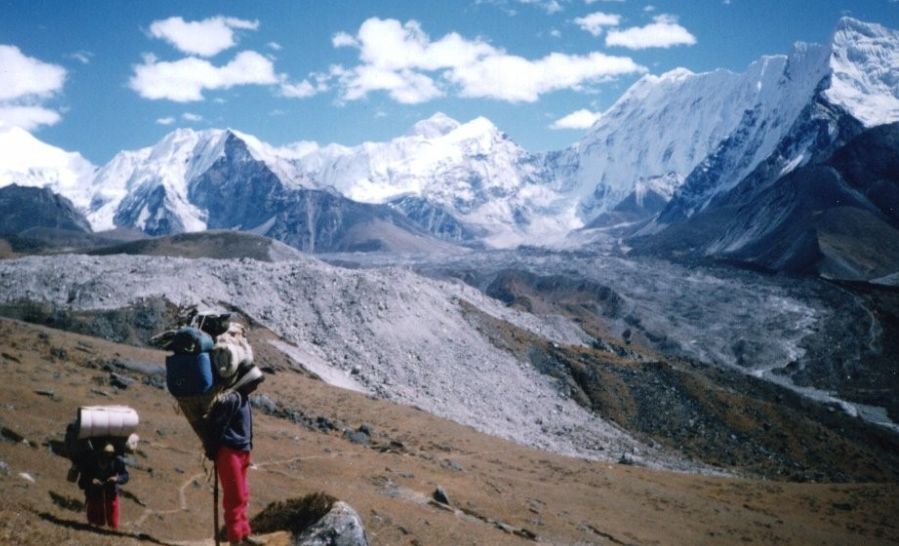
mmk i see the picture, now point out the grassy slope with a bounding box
[0,318,897,545]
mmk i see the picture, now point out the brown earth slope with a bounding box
[1,318,897,545]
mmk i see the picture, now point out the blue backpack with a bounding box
[165,351,215,397]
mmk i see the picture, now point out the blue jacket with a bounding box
[203,390,253,458]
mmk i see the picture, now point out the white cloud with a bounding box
[0,106,62,131]
[550,108,601,129]
[334,17,643,104]
[332,31,359,48]
[67,50,93,64]
[279,66,337,99]
[0,45,67,101]
[267,41,282,51]
[0,45,67,130]
[280,78,318,98]
[129,50,278,102]
[533,0,564,13]
[450,51,642,102]
[273,140,320,159]
[341,65,443,104]
[606,14,696,49]
[550,28,562,38]
[574,11,621,36]
[644,5,657,12]
[182,112,203,122]
[156,116,176,125]
[478,0,568,14]
[149,16,259,57]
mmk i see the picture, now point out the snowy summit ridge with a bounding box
[2,18,897,249]
[826,17,899,127]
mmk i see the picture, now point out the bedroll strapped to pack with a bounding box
[64,406,140,481]
[76,405,140,439]
[211,322,254,382]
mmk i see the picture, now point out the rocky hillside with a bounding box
[1,251,898,484]
[3,318,898,545]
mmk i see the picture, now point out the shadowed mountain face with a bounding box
[0,184,91,235]
[635,123,899,280]
[188,134,459,253]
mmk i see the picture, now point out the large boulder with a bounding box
[292,501,368,546]
[250,493,368,546]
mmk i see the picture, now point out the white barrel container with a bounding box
[76,406,139,439]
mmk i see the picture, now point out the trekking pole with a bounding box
[101,487,107,527]
[213,460,220,546]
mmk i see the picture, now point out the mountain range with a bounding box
[1,17,897,278]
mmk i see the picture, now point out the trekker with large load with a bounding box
[152,309,264,546]
[64,405,138,530]
[204,362,266,546]
[77,441,130,529]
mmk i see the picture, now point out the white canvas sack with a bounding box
[77,405,139,439]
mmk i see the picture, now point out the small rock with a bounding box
[1,426,24,443]
[316,416,337,432]
[358,424,372,436]
[0,461,8,475]
[618,453,636,466]
[34,389,55,398]
[344,430,370,446]
[441,459,464,472]
[251,394,279,414]
[110,373,134,389]
[432,486,450,505]
[18,472,35,483]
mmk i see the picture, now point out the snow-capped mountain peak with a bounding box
[87,127,318,232]
[87,128,228,232]
[826,17,899,126]
[406,112,462,138]
[0,124,96,211]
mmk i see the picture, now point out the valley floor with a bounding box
[1,318,897,545]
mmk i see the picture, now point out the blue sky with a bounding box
[2,0,898,164]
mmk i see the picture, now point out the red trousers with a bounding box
[85,489,119,529]
[216,446,252,543]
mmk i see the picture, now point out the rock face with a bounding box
[0,184,92,235]
[291,501,368,546]
[634,122,899,280]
